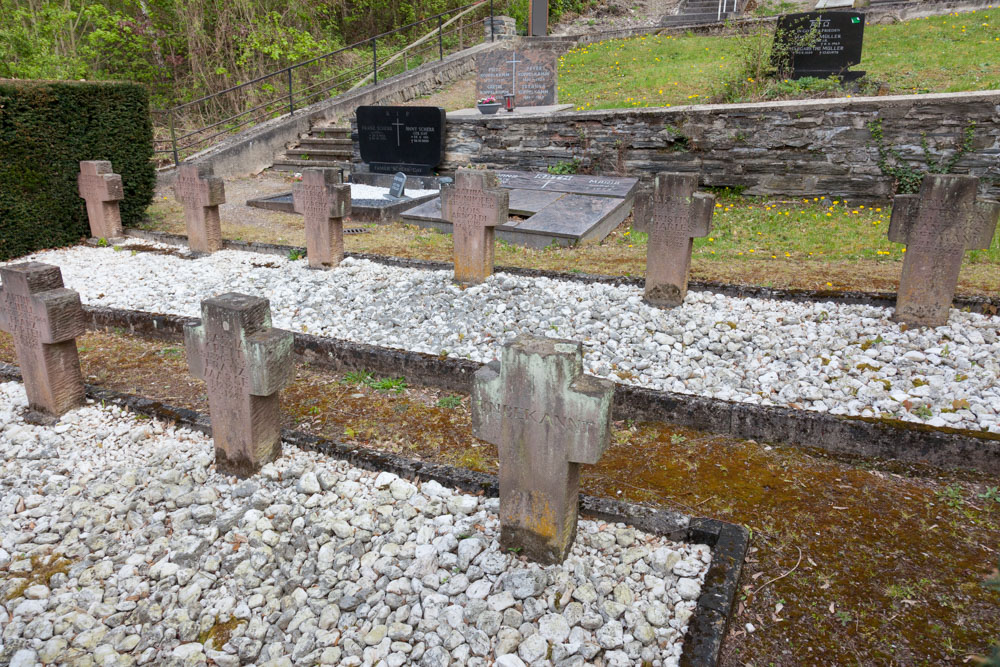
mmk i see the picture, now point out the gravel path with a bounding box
[10,240,1000,433]
[0,381,708,667]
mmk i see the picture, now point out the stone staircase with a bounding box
[271,124,353,173]
[660,0,742,26]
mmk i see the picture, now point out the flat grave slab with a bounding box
[401,170,639,248]
[448,104,573,118]
[246,175,439,224]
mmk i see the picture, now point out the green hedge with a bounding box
[0,79,155,260]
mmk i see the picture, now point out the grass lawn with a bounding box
[556,8,1000,110]
[144,184,1000,296]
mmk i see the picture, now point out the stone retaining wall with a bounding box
[432,90,1000,199]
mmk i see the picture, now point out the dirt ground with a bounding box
[2,328,998,666]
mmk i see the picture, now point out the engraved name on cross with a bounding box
[441,169,509,285]
[173,164,226,253]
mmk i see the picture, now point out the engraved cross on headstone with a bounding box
[292,169,352,269]
[507,52,523,94]
[78,161,124,240]
[441,169,509,285]
[391,117,405,147]
[173,164,226,253]
[472,334,615,564]
[185,293,294,475]
[644,172,716,307]
[888,174,1000,327]
[0,263,86,416]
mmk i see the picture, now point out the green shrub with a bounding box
[0,78,155,260]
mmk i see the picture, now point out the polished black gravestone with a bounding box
[401,171,639,248]
[356,106,446,175]
[773,11,866,81]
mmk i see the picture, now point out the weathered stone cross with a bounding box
[292,168,352,269]
[473,334,615,564]
[888,173,1000,327]
[77,161,124,240]
[644,172,715,308]
[441,169,509,285]
[173,164,226,253]
[0,263,86,416]
[185,293,294,475]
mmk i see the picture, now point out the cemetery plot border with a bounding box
[122,229,1000,316]
[0,359,749,667]
[79,304,1000,474]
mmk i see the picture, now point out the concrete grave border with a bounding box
[0,360,749,667]
[77,303,1000,473]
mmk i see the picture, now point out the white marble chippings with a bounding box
[0,381,708,666]
[10,242,1000,433]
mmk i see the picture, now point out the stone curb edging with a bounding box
[0,361,750,667]
[82,304,1000,473]
[123,228,1000,315]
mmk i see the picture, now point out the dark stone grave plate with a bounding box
[496,171,638,198]
[356,106,446,175]
[508,189,565,215]
[773,11,866,80]
[400,170,639,248]
[246,185,439,225]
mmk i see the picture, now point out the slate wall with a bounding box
[436,91,1000,200]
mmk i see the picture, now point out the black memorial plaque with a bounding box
[773,11,866,80]
[356,106,446,175]
[389,172,407,199]
[476,50,558,107]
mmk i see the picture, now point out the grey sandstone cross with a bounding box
[78,161,124,240]
[292,169,352,269]
[888,173,1000,327]
[173,164,226,253]
[185,293,294,475]
[644,172,715,308]
[472,334,615,564]
[0,263,86,416]
[441,169,509,285]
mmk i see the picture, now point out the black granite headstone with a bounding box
[389,172,407,199]
[357,106,446,175]
[773,11,866,81]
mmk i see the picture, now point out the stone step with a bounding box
[310,126,351,138]
[271,158,352,171]
[660,11,735,24]
[283,147,353,160]
[296,137,353,148]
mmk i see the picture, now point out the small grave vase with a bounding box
[477,102,502,115]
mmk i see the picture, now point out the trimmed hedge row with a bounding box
[0,79,155,260]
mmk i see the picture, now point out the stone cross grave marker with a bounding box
[644,172,716,307]
[185,293,294,475]
[173,164,226,253]
[0,263,86,416]
[292,169,352,269]
[441,169,509,285]
[888,173,1000,327]
[78,161,124,240]
[472,334,615,564]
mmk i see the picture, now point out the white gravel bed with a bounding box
[9,241,1000,434]
[0,381,709,667]
[348,183,438,200]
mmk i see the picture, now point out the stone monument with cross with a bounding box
[472,334,615,564]
[0,263,86,416]
[77,161,124,240]
[441,169,509,285]
[292,169,351,269]
[643,172,716,308]
[888,173,1000,327]
[173,164,226,253]
[185,293,294,475]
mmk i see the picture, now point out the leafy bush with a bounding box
[0,78,155,260]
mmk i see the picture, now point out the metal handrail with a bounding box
[156,0,495,165]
